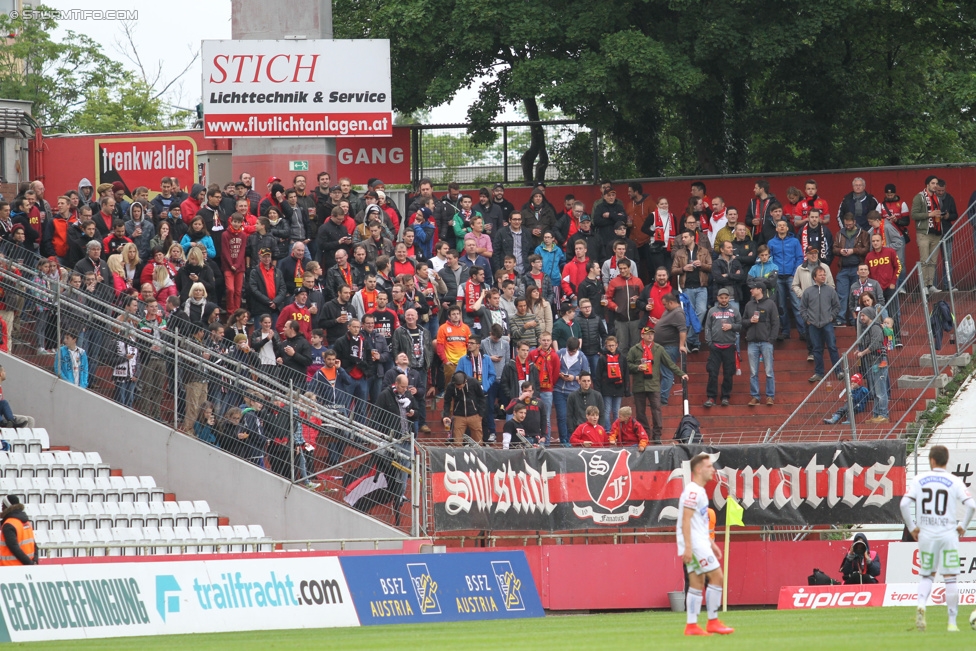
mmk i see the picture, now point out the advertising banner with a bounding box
[202,40,392,138]
[778,583,976,609]
[339,552,544,625]
[335,127,411,185]
[428,442,906,532]
[886,541,976,583]
[0,557,358,642]
[95,136,198,198]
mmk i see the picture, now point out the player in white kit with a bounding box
[677,453,734,636]
[900,445,975,632]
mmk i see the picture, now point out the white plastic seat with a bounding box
[95,477,118,503]
[130,502,149,528]
[157,526,176,554]
[79,501,98,529]
[24,452,44,478]
[94,528,114,557]
[52,451,73,477]
[64,476,86,502]
[45,529,65,558]
[141,526,161,555]
[78,529,97,557]
[78,477,100,502]
[28,428,50,450]
[114,476,135,502]
[172,526,193,553]
[61,530,81,558]
[102,502,124,527]
[69,452,93,478]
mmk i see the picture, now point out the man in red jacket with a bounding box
[865,232,902,342]
[221,214,248,312]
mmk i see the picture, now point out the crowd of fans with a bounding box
[0,171,954,456]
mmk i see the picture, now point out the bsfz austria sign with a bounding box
[202,40,392,138]
[428,442,907,531]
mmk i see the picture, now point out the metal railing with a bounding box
[773,198,976,443]
[408,120,596,187]
[0,240,422,535]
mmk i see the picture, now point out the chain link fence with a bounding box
[772,200,976,442]
[0,240,422,535]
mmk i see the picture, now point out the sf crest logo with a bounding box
[491,561,525,611]
[407,563,441,615]
[573,449,645,525]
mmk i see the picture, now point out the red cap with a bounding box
[267,176,281,184]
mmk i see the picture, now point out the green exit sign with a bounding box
[289,160,309,171]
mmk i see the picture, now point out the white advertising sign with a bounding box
[0,557,359,642]
[202,39,392,138]
[886,541,976,583]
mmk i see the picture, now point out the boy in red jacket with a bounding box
[609,406,648,451]
[221,214,248,312]
[570,405,608,447]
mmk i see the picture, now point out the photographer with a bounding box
[840,533,881,584]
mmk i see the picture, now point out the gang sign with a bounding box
[95,136,197,199]
[573,449,645,525]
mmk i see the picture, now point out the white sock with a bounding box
[945,576,958,625]
[686,588,703,625]
[502,431,511,449]
[918,575,933,608]
[706,585,723,620]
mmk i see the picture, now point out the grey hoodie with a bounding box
[77,178,95,206]
[704,302,741,346]
[124,202,155,260]
[858,307,886,361]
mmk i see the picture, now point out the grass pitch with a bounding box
[9,607,976,650]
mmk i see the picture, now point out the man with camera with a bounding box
[839,532,881,584]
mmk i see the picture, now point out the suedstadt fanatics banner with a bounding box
[428,442,907,532]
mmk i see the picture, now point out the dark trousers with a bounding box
[706,344,736,400]
[633,390,663,441]
[807,323,839,377]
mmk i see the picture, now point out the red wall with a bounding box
[498,167,976,271]
[520,539,891,609]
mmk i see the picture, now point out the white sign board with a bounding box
[886,541,976,583]
[0,557,359,642]
[202,39,392,138]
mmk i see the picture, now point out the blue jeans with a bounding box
[538,391,553,445]
[835,267,859,322]
[553,390,572,446]
[0,400,14,422]
[807,324,839,377]
[777,275,805,337]
[603,396,621,430]
[747,341,775,398]
[115,379,136,408]
[347,376,369,421]
[867,363,889,418]
[660,344,680,404]
[684,287,708,346]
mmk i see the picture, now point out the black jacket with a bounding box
[176,263,216,303]
[75,255,112,285]
[577,313,607,356]
[592,199,629,248]
[375,387,418,440]
[566,388,603,433]
[320,299,355,343]
[316,219,351,269]
[247,264,288,317]
[442,377,485,418]
[839,533,881,584]
[332,330,373,377]
[577,277,605,319]
[280,333,312,378]
[742,295,780,343]
[493,227,533,271]
[594,349,629,398]
[500,358,540,400]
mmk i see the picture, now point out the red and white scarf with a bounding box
[654,210,676,250]
[640,343,655,376]
[924,190,942,234]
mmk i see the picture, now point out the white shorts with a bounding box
[918,533,961,577]
[685,543,720,575]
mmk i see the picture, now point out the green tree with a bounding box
[336,0,976,178]
[0,7,191,132]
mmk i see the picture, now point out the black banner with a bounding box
[428,442,906,532]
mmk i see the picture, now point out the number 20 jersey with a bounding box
[906,468,974,537]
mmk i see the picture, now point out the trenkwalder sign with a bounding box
[427,442,906,532]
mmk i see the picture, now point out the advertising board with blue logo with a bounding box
[0,551,542,642]
[339,551,544,625]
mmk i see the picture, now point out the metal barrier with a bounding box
[408,120,595,186]
[0,240,422,535]
[773,198,976,442]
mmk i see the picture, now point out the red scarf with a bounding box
[640,342,655,376]
[709,209,726,231]
[537,348,555,387]
[466,353,482,381]
[654,210,676,250]
[924,190,942,234]
[605,353,622,383]
[515,357,531,381]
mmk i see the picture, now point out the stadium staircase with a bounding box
[417,300,941,446]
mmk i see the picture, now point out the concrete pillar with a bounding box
[230,0,336,188]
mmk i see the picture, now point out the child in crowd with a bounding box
[570,405,608,447]
[823,373,871,424]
